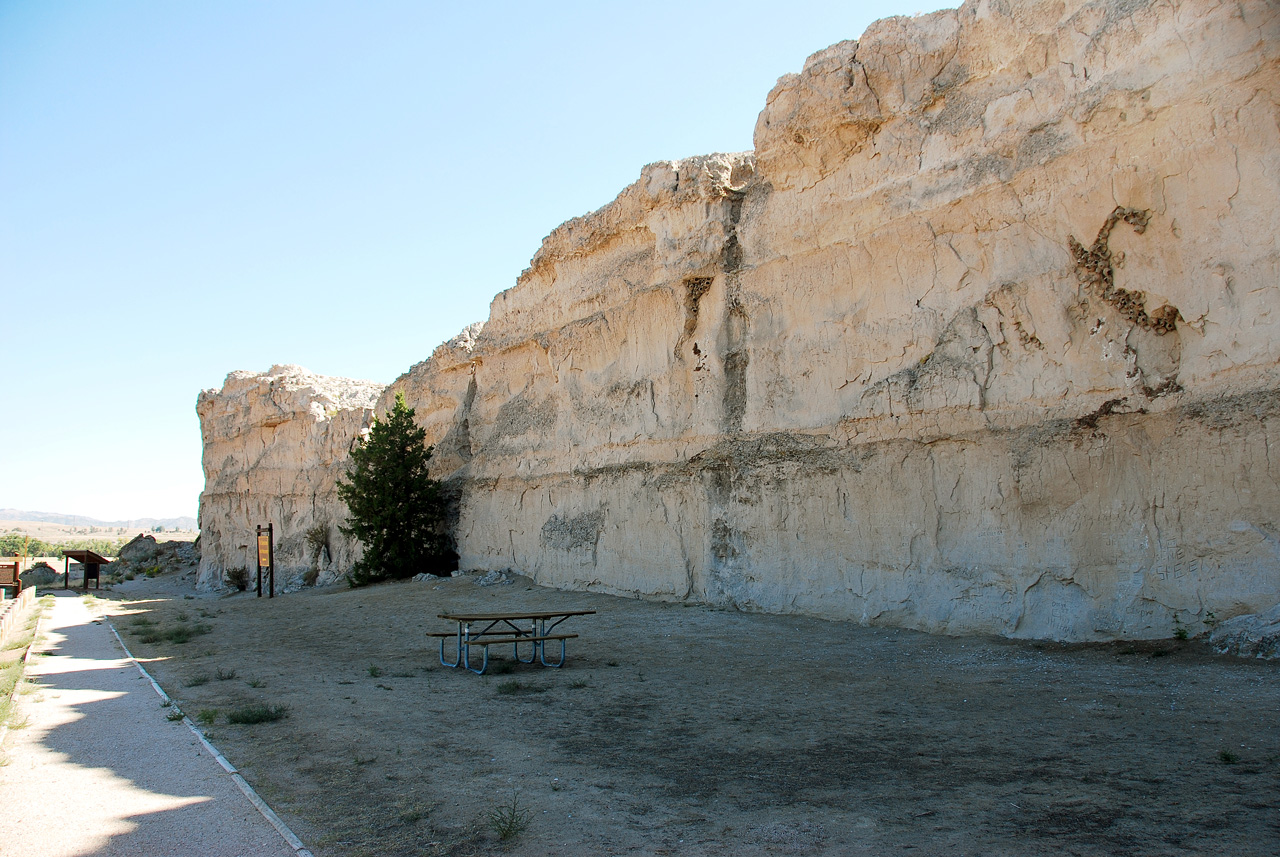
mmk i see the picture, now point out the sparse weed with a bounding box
[569,679,590,689]
[2,632,35,652]
[166,709,185,722]
[0,657,26,724]
[166,627,194,644]
[1219,749,1239,764]
[215,667,237,681]
[185,674,210,687]
[196,709,220,726]
[227,703,289,725]
[247,678,265,688]
[165,624,211,645]
[367,664,383,678]
[485,791,532,841]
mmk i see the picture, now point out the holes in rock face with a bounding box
[677,277,716,359]
[1068,206,1180,335]
[684,277,714,327]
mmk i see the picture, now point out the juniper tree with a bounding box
[337,392,452,586]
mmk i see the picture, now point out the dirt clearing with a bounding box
[90,572,1278,856]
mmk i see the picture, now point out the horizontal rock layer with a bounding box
[202,0,1280,641]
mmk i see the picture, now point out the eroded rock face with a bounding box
[203,0,1280,643]
[390,0,1280,642]
[196,365,384,590]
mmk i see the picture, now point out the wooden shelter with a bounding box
[63,550,110,590]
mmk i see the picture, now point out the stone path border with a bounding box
[106,621,316,857]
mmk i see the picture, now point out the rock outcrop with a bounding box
[201,0,1280,644]
[1211,603,1280,659]
[196,365,383,590]
[112,533,199,577]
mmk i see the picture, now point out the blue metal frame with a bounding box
[434,614,578,675]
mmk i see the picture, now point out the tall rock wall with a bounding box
[204,0,1280,641]
[197,365,383,589]
[382,0,1280,641]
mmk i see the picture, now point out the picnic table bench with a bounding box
[430,609,595,675]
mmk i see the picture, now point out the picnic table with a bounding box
[429,609,595,675]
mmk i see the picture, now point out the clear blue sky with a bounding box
[1,0,942,522]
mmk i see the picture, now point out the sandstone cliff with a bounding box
[203,0,1280,642]
[197,365,383,590]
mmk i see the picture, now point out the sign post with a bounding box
[256,524,274,598]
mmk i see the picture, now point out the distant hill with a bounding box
[0,509,197,530]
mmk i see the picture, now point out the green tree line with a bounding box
[0,534,128,559]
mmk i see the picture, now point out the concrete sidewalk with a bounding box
[0,591,301,857]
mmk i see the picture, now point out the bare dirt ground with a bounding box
[86,570,1278,857]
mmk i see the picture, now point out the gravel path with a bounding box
[0,591,301,857]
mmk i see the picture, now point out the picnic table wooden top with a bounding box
[438,609,596,622]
